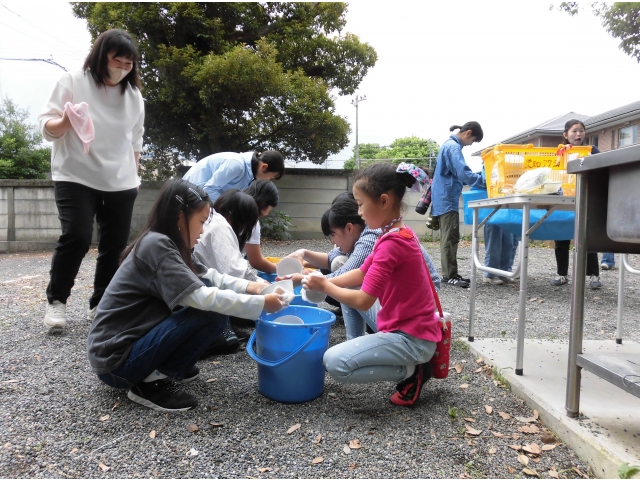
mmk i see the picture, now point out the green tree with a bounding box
[71,2,378,178]
[343,136,440,170]
[0,99,51,179]
[555,2,640,62]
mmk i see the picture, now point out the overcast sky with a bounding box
[1,1,639,170]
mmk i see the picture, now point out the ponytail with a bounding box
[250,150,285,179]
[450,121,483,142]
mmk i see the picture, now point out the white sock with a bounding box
[404,364,416,379]
[143,370,167,383]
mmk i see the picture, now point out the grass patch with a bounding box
[465,461,483,478]
[448,406,461,419]
[32,441,46,452]
[492,367,511,390]
[453,339,470,352]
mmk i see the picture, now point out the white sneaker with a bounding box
[87,306,97,322]
[482,276,504,285]
[44,301,67,329]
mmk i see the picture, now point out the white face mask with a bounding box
[107,65,130,84]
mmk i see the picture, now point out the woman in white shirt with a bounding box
[39,29,145,330]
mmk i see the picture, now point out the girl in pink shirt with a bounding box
[303,162,441,406]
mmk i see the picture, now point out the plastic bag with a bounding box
[513,167,551,193]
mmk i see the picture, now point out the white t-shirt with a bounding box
[39,70,145,191]
[246,222,261,245]
[194,211,258,281]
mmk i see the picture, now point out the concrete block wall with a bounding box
[0,174,474,252]
[276,170,350,239]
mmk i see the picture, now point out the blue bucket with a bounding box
[247,305,336,403]
[257,271,277,282]
[289,294,315,307]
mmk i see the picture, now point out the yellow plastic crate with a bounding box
[481,144,593,198]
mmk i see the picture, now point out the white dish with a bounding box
[276,257,303,277]
[304,288,327,304]
[541,181,562,194]
[273,315,304,325]
[260,279,294,295]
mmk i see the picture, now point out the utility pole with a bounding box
[351,94,366,169]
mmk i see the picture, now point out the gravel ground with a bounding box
[1,239,637,479]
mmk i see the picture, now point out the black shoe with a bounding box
[201,327,240,358]
[176,365,199,384]
[443,275,469,288]
[390,363,432,406]
[127,378,197,412]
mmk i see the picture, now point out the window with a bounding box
[618,124,638,148]
[589,135,599,148]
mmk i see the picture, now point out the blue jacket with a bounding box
[182,151,254,201]
[431,135,485,216]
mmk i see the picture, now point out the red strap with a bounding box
[426,263,444,318]
[410,232,444,318]
[388,228,445,318]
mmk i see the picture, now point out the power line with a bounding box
[0,56,67,71]
[0,19,78,63]
[0,4,87,58]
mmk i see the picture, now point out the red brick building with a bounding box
[475,100,640,154]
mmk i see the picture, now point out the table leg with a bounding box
[566,175,588,418]
[515,202,530,376]
[468,207,478,342]
[616,255,626,345]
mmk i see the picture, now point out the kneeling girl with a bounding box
[86,179,284,412]
[303,163,441,406]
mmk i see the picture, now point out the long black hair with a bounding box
[83,29,141,94]
[450,121,483,142]
[250,151,285,179]
[122,179,211,273]
[244,179,279,213]
[212,189,259,250]
[353,162,416,205]
[321,193,365,236]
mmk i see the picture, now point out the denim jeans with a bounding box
[97,306,227,389]
[342,299,381,340]
[601,253,615,268]
[483,224,516,279]
[47,181,138,308]
[323,331,437,384]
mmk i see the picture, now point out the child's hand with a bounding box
[275,272,304,286]
[263,293,286,313]
[246,281,266,295]
[302,273,326,292]
[286,249,306,264]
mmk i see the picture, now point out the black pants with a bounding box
[46,181,138,308]
[554,240,599,277]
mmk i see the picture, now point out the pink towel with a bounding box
[64,102,95,154]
